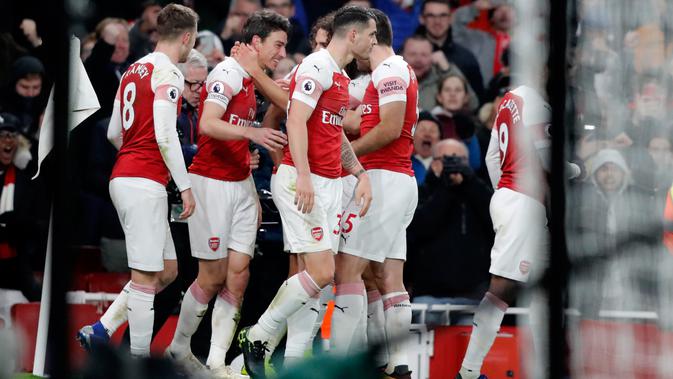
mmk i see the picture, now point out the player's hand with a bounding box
[295,173,315,214]
[247,127,287,152]
[275,78,291,92]
[250,148,261,170]
[180,188,195,219]
[431,51,451,71]
[232,43,260,75]
[354,172,373,217]
[343,108,363,135]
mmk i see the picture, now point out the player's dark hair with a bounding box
[332,5,375,37]
[421,0,451,14]
[157,4,199,40]
[369,8,392,47]
[242,9,291,44]
[308,12,335,50]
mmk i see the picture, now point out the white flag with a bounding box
[33,35,100,179]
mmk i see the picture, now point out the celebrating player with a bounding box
[455,86,581,379]
[77,4,199,358]
[332,9,419,379]
[163,10,290,377]
[238,6,377,378]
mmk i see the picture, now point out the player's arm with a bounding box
[107,86,122,150]
[341,132,373,216]
[351,73,408,156]
[152,68,195,219]
[261,103,287,167]
[350,101,405,156]
[232,42,289,109]
[200,71,287,150]
[286,98,314,213]
[485,126,501,189]
[531,123,581,179]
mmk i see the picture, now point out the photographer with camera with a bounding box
[406,139,494,324]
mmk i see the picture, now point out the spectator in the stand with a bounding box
[128,1,161,62]
[175,49,207,166]
[407,139,493,324]
[452,0,514,86]
[629,72,668,134]
[415,0,485,103]
[401,34,477,112]
[265,0,311,61]
[432,73,471,117]
[1,56,45,143]
[217,0,261,55]
[647,131,673,198]
[0,113,41,301]
[85,18,130,120]
[430,74,483,171]
[196,30,225,70]
[411,111,442,185]
[569,149,660,314]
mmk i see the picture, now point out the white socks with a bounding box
[352,286,369,350]
[249,271,321,343]
[285,293,320,364]
[310,284,334,341]
[128,282,156,357]
[100,281,131,335]
[169,281,212,358]
[367,290,388,367]
[331,282,366,354]
[382,291,411,372]
[206,287,242,369]
[461,292,508,375]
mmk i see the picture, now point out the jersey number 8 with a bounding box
[122,82,137,130]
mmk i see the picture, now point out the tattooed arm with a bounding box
[342,132,373,216]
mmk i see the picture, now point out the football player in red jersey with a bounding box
[164,10,290,377]
[456,86,581,379]
[239,6,376,378]
[330,10,419,378]
[77,4,199,359]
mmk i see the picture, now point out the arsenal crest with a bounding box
[209,237,220,252]
[311,227,323,241]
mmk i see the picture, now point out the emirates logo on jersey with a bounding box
[311,227,323,241]
[167,86,179,103]
[248,108,255,120]
[208,237,220,252]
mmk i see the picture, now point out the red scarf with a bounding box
[0,165,16,259]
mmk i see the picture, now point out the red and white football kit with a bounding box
[188,57,259,259]
[339,55,419,262]
[108,51,189,272]
[272,48,348,254]
[485,85,551,282]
